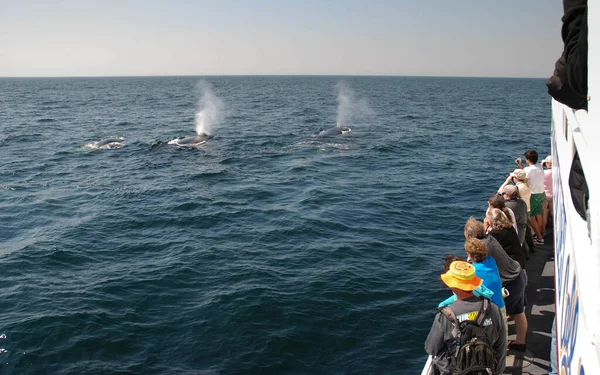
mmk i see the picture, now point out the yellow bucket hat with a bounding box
[441,261,483,291]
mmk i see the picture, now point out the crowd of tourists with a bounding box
[424,150,554,375]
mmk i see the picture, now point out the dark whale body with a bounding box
[315,126,352,138]
[169,133,214,146]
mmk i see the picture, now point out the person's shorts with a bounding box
[504,269,527,315]
[530,193,546,217]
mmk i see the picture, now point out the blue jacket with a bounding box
[473,257,505,308]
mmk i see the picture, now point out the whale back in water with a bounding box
[85,137,125,150]
[97,137,125,147]
[169,133,214,146]
[315,126,352,137]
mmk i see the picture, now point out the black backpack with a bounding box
[439,298,497,375]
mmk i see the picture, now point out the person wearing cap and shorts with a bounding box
[425,261,506,375]
[517,150,546,244]
[542,155,553,236]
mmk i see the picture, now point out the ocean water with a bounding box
[0,76,550,374]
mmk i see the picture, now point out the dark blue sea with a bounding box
[0,76,550,374]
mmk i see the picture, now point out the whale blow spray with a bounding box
[335,81,372,128]
[195,81,223,136]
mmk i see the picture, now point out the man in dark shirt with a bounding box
[425,261,506,375]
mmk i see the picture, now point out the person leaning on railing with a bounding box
[464,238,507,341]
[499,168,536,256]
[463,217,523,345]
[424,261,506,375]
[499,185,528,251]
[464,217,522,287]
[485,208,529,352]
[516,150,546,245]
[437,255,497,310]
[487,194,518,239]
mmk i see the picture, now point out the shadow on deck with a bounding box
[503,228,555,375]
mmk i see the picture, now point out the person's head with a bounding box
[501,184,520,200]
[464,217,485,239]
[443,255,466,273]
[464,237,488,263]
[488,193,506,210]
[441,261,483,297]
[524,150,539,164]
[510,169,527,182]
[487,208,513,231]
[542,155,553,169]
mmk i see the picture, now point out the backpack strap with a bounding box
[438,306,461,340]
[439,306,459,325]
[475,298,489,326]
[438,297,489,329]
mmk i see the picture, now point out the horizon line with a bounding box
[0,73,548,80]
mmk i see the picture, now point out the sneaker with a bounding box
[533,236,544,245]
[507,341,527,352]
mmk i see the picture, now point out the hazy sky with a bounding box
[0,0,564,78]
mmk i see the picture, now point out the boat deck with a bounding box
[503,228,555,375]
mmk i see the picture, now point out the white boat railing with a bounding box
[551,98,600,375]
[420,355,433,375]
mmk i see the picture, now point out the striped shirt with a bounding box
[482,234,522,284]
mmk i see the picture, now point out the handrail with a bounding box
[420,355,433,375]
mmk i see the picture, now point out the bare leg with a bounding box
[531,215,543,239]
[514,312,528,344]
[542,207,549,237]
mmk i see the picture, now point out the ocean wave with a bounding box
[0,76,551,374]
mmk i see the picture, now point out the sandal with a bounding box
[507,341,527,352]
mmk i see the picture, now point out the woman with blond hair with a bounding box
[488,193,517,234]
[485,208,527,270]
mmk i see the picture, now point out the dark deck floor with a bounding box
[503,228,555,375]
